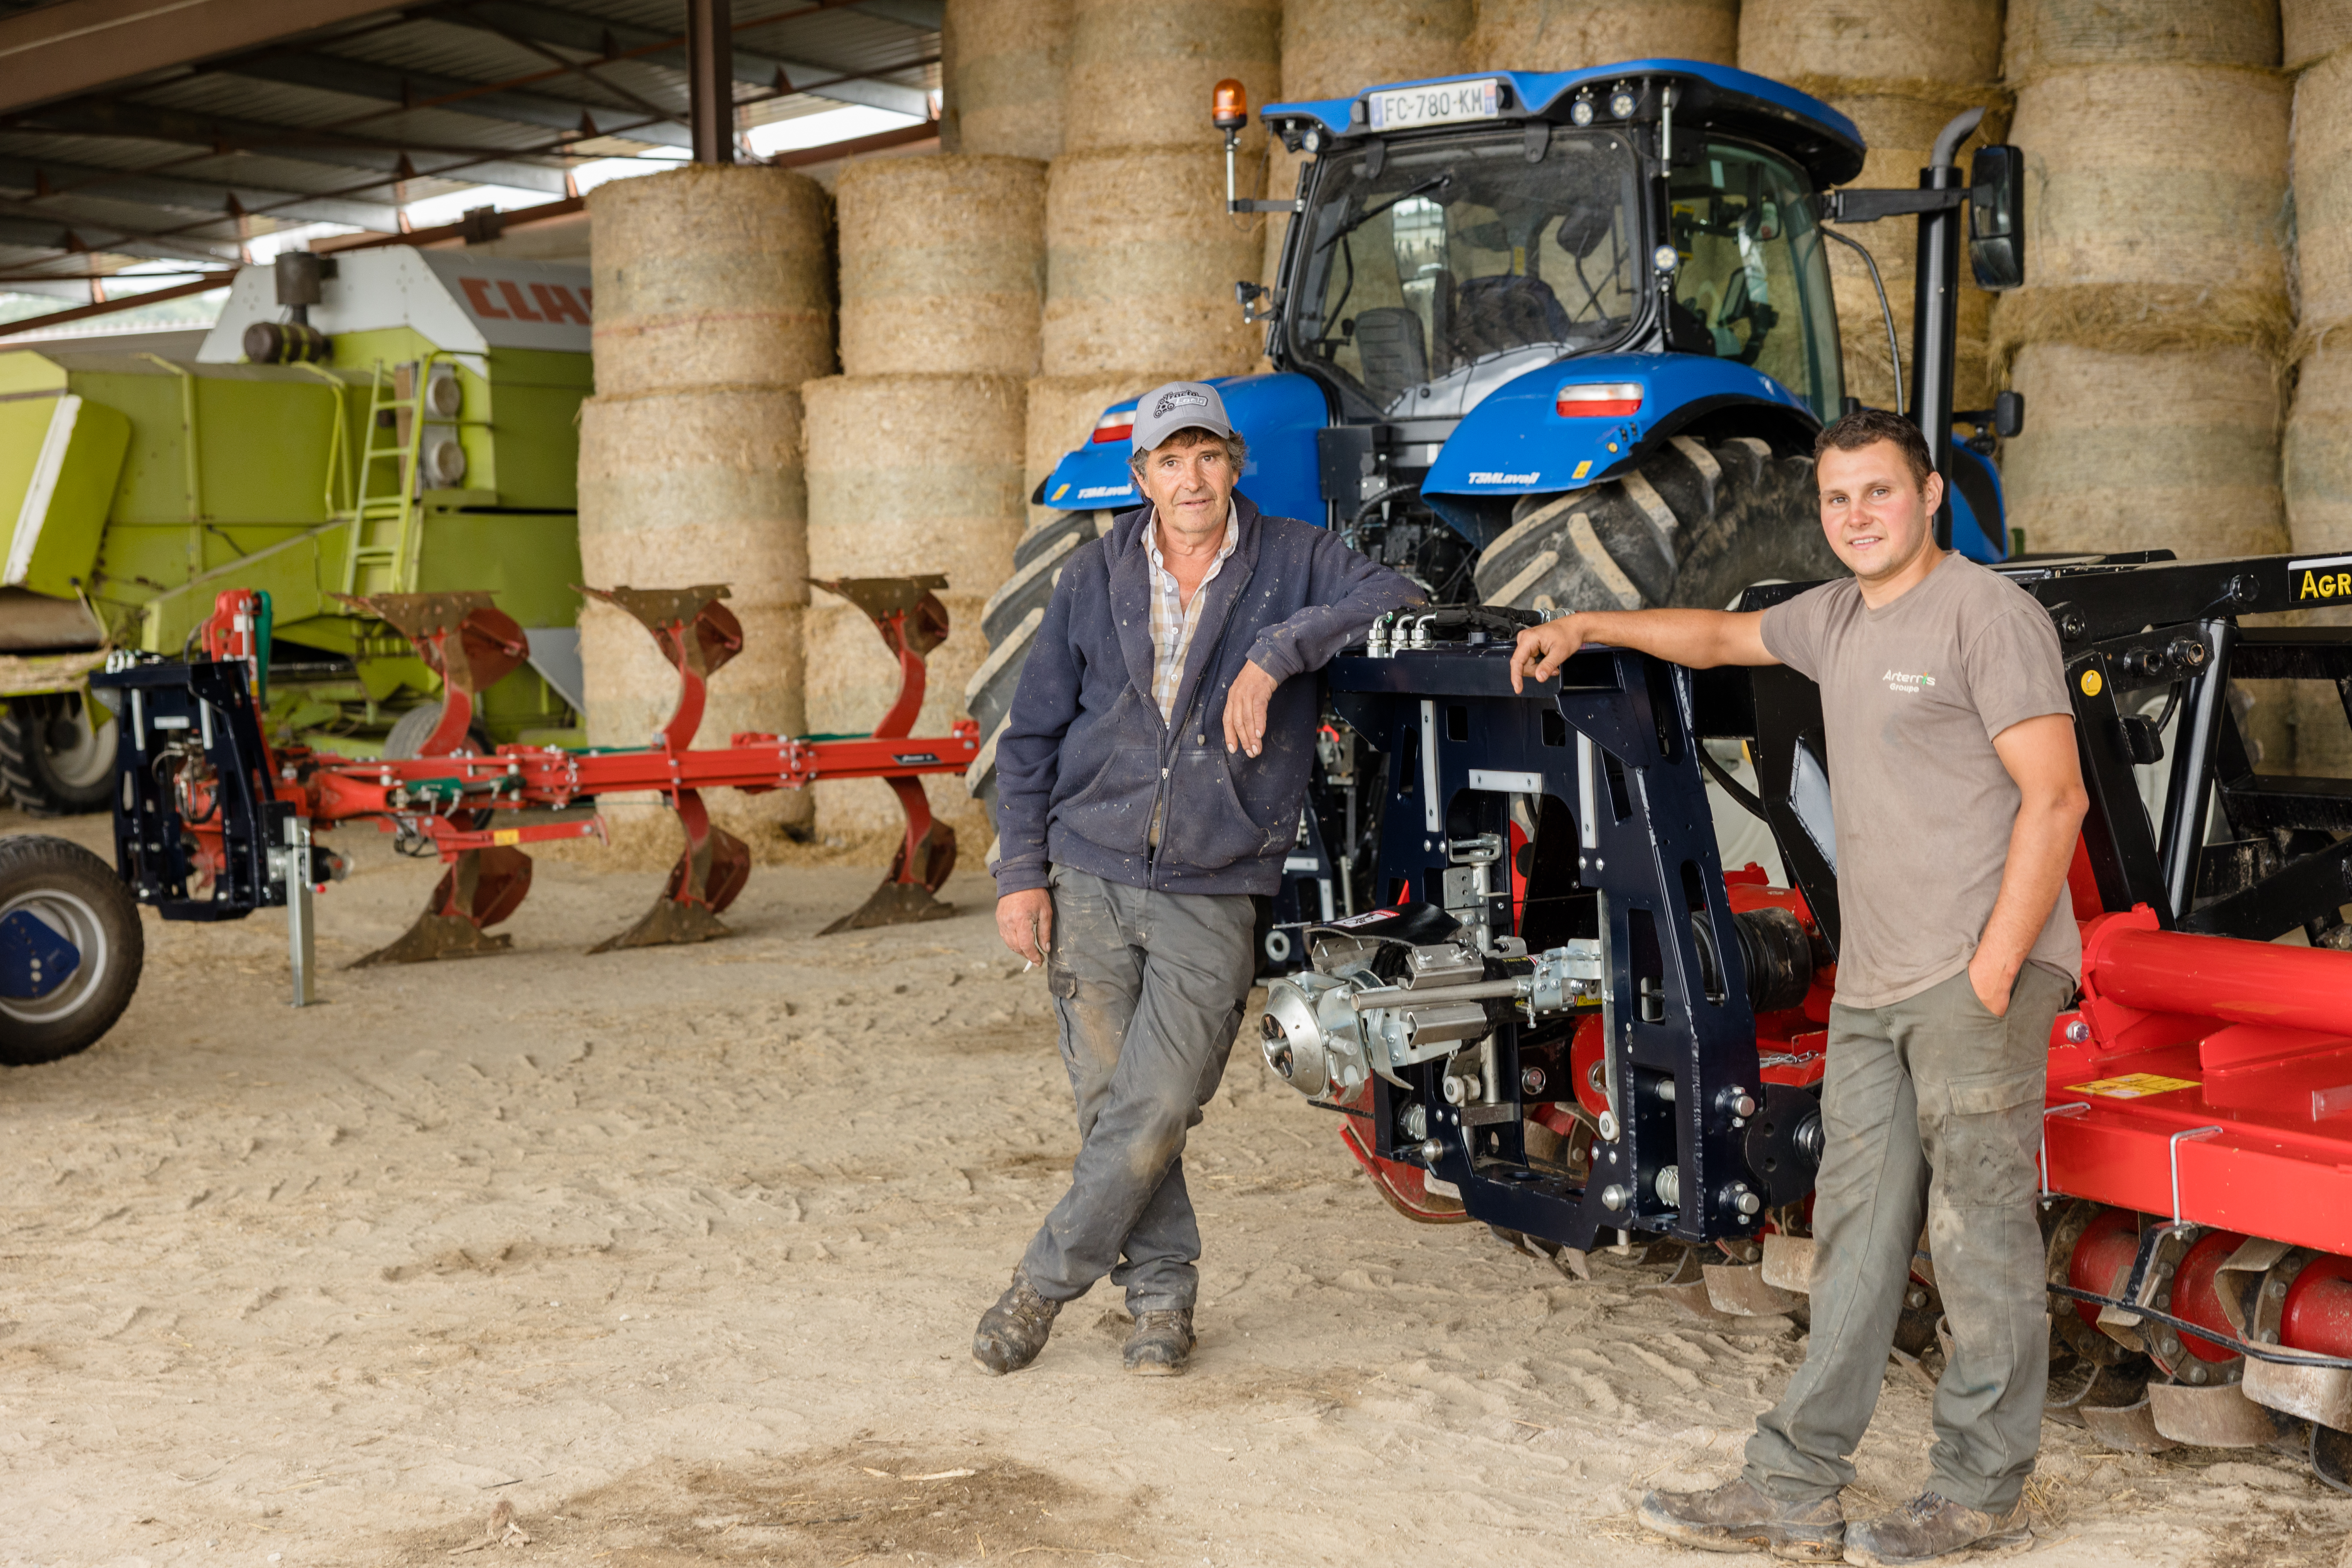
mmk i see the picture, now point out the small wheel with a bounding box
[0,693,119,816]
[383,701,492,760]
[0,834,142,1066]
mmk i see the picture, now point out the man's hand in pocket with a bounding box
[1968,951,2014,1017]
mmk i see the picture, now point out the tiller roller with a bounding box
[93,576,979,1001]
[1256,555,2352,1488]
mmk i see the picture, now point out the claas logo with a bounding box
[2293,555,2352,604]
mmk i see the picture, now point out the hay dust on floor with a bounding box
[0,816,2346,1568]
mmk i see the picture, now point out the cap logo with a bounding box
[1152,390,1210,417]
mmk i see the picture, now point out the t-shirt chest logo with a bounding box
[1882,668,1937,696]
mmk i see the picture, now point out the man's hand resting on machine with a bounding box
[1509,608,1779,692]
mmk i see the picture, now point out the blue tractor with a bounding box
[969,60,2025,960]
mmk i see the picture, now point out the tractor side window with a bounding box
[1289,128,1642,417]
[1664,142,1843,422]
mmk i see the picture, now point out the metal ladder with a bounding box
[340,359,427,597]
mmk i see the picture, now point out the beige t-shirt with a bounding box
[1759,552,2078,1009]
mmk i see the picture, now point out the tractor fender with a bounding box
[1033,372,1326,524]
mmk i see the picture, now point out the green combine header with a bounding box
[0,247,591,811]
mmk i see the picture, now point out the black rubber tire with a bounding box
[1472,434,1840,613]
[0,694,119,817]
[962,510,1113,858]
[0,833,142,1066]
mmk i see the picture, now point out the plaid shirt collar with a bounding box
[1144,500,1239,723]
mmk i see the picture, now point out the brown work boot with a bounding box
[1122,1308,1196,1375]
[1637,1477,1845,1561]
[1842,1491,2031,1566]
[971,1270,1061,1376]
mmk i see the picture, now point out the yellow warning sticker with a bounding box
[493,828,521,846]
[1572,459,1593,480]
[2080,669,2104,697]
[2066,1073,2199,1099]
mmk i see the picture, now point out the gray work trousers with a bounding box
[1743,963,2071,1513]
[1017,866,1256,1313]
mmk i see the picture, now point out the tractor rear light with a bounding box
[1091,410,1136,444]
[1556,382,1643,419]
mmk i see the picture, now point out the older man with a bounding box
[975,381,1421,1378]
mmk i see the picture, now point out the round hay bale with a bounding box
[836,155,1046,378]
[1470,0,1735,69]
[2285,0,2352,69]
[588,163,834,398]
[1283,0,1470,101]
[2288,341,2352,772]
[1738,0,1999,82]
[802,373,1028,591]
[576,388,810,757]
[805,590,992,845]
[2296,48,2352,334]
[2000,340,2284,561]
[2007,65,2290,303]
[1062,0,1280,154]
[1043,147,1264,377]
[2006,0,2280,77]
[942,0,1072,160]
[1801,79,2006,411]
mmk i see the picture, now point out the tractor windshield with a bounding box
[1664,140,1843,421]
[1287,128,1644,419]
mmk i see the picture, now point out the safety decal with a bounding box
[2064,1073,2199,1099]
[2079,669,2104,697]
[1050,483,1070,502]
[1327,907,1401,928]
[1572,459,1592,480]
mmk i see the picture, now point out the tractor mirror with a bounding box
[1967,145,2024,291]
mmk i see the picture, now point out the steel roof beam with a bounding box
[0,0,400,119]
[456,1,930,119]
[0,211,239,266]
[0,153,403,230]
[8,99,572,195]
[216,50,697,150]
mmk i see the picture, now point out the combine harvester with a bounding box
[0,247,596,813]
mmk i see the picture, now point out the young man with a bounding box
[978,382,1421,1378]
[1510,409,2088,1566]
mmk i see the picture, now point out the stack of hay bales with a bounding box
[1262,0,1474,294]
[1029,0,1279,516]
[2286,5,2352,770]
[940,0,1072,160]
[580,164,833,854]
[803,155,1045,850]
[1469,0,1736,68]
[1992,1,2289,558]
[1738,0,2008,412]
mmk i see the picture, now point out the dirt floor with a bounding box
[3,812,2349,1568]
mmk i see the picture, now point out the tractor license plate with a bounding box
[1366,79,1501,132]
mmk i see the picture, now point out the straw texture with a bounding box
[588,164,834,397]
[2007,65,2290,303]
[1062,0,1280,154]
[836,155,1047,377]
[2296,48,2352,334]
[1738,0,2001,82]
[802,373,1029,591]
[2000,342,2285,560]
[1472,0,1736,69]
[1284,0,1469,100]
[941,0,1073,160]
[2005,0,2282,78]
[2285,0,2352,68]
[1042,147,1265,377]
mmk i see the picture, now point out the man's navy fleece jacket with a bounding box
[992,492,1422,898]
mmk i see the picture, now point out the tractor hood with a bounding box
[1421,352,1813,502]
[1038,372,1325,524]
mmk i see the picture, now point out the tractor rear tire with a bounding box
[1472,434,1838,613]
[0,694,119,817]
[962,511,1114,858]
[0,833,143,1066]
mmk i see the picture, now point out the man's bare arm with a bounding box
[1969,712,2090,1016]
[1509,609,1779,691]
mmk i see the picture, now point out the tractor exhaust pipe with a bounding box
[1911,107,1982,553]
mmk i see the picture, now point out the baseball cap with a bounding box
[1130,381,1235,453]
